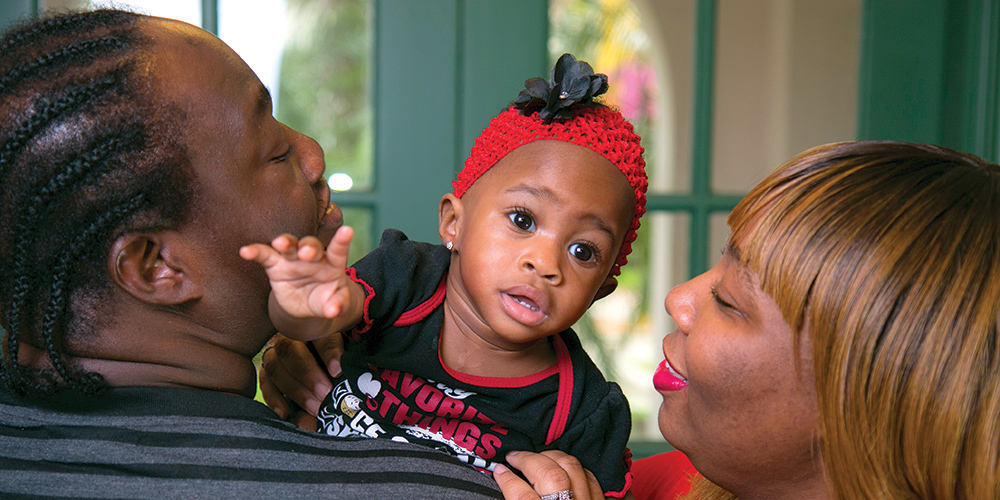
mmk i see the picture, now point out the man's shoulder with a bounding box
[0,386,502,499]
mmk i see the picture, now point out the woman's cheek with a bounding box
[687,344,756,412]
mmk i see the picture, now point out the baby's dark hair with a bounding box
[0,9,193,398]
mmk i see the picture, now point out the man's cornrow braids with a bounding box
[0,9,192,398]
[0,9,134,56]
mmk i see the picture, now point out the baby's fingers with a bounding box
[239,243,280,265]
[325,226,355,269]
[269,233,302,257]
[322,300,343,319]
[296,236,326,262]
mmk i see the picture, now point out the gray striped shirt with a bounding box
[0,386,503,499]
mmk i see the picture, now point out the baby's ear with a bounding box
[108,233,202,305]
[438,193,462,248]
[591,276,618,305]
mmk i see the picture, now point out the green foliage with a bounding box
[277,0,372,189]
[549,0,608,60]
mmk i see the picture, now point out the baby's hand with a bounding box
[240,226,355,319]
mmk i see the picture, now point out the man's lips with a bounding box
[316,192,344,245]
[653,358,688,392]
[321,200,342,225]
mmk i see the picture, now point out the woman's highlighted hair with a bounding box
[727,141,1000,499]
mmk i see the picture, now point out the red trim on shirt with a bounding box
[604,447,634,498]
[439,343,562,388]
[394,276,447,327]
[544,335,573,444]
[344,267,375,339]
[605,471,634,498]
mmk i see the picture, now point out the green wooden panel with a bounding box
[858,0,1000,161]
[373,0,549,245]
[941,0,1000,162]
[373,0,461,244]
[858,0,949,143]
[965,0,1000,163]
[689,0,717,279]
[459,1,549,168]
[201,0,218,35]
[0,0,35,32]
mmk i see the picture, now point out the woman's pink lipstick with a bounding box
[653,359,688,391]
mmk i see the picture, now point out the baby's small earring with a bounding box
[446,241,454,251]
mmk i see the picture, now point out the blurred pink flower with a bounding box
[607,62,656,122]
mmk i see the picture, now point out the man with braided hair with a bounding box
[0,8,506,499]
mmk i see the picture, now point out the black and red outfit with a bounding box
[316,229,633,497]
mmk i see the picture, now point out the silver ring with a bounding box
[540,491,573,500]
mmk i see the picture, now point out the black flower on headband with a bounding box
[514,53,609,123]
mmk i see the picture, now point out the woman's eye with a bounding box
[508,211,535,231]
[710,284,735,310]
[569,243,597,262]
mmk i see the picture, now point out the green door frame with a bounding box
[858,0,1000,163]
[347,0,549,245]
[644,0,745,279]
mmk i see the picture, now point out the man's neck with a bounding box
[59,308,263,398]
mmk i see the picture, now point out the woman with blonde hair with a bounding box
[654,140,1000,499]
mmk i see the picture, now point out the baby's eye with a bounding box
[569,242,598,262]
[508,211,535,231]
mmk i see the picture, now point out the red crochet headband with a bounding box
[453,105,647,276]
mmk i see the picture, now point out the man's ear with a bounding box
[108,233,202,305]
[438,193,463,248]
[591,276,618,305]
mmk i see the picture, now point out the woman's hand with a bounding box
[494,450,605,500]
[259,333,344,429]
